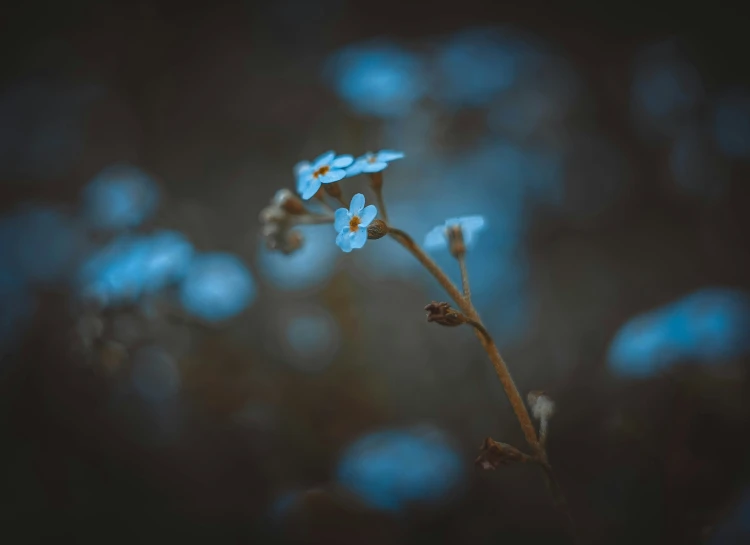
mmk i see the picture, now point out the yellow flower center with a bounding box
[367,155,377,163]
[312,165,330,179]
[349,215,361,232]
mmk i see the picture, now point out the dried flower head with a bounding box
[424,301,467,327]
[366,219,389,240]
[475,437,532,470]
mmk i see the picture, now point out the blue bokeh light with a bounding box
[432,27,534,108]
[78,230,194,306]
[258,224,339,291]
[282,307,340,372]
[325,41,427,118]
[713,88,750,159]
[631,41,703,138]
[0,204,86,285]
[179,252,255,322]
[336,427,464,512]
[82,163,160,231]
[608,288,750,378]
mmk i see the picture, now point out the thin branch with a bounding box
[458,255,471,300]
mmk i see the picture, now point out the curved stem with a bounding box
[458,255,471,301]
[388,225,578,542]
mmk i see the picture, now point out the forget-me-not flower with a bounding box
[345,150,405,176]
[294,151,354,200]
[334,193,377,253]
[424,216,486,251]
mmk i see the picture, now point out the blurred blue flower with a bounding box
[424,216,486,251]
[334,193,377,253]
[295,151,354,200]
[433,28,530,107]
[713,88,750,159]
[345,150,405,176]
[631,41,703,139]
[608,288,750,378]
[326,42,426,117]
[82,163,160,230]
[281,306,340,373]
[258,224,339,291]
[79,230,194,306]
[336,427,464,512]
[179,252,255,322]
[0,204,86,285]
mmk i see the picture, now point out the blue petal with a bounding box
[362,161,388,173]
[423,225,448,250]
[332,155,354,168]
[359,204,377,226]
[294,161,312,177]
[313,151,335,169]
[345,162,366,177]
[457,215,485,231]
[300,178,322,200]
[320,169,347,184]
[334,208,351,232]
[350,227,368,250]
[376,150,405,162]
[336,230,353,252]
[349,193,365,215]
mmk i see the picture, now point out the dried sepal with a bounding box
[367,219,389,240]
[475,437,532,470]
[424,301,468,327]
[446,224,466,258]
[273,189,307,215]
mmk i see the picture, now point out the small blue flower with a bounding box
[334,193,377,253]
[424,216,486,251]
[345,150,405,176]
[294,151,354,200]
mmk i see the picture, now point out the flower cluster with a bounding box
[263,149,487,257]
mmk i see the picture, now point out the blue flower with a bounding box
[294,151,354,200]
[82,163,160,231]
[179,253,256,322]
[325,42,427,118]
[334,193,377,253]
[423,216,486,251]
[345,150,405,176]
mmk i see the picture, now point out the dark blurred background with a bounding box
[2,1,750,544]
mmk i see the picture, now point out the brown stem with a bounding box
[389,226,577,542]
[372,186,389,223]
[458,255,471,300]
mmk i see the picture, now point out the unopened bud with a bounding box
[475,437,532,470]
[367,219,389,240]
[527,390,555,422]
[273,189,307,215]
[447,225,466,258]
[369,171,384,190]
[259,205,286,224]
[323,182,342,200]
[424,301,467,327]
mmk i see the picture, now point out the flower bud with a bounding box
[273,189,307,215]
[527,390,555,422]
[323,182,342,200]
[367,219,389,240]
[259,205,286,224]
[475,437,532,470]
[447,225,466,258]
[424,301,467,327]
